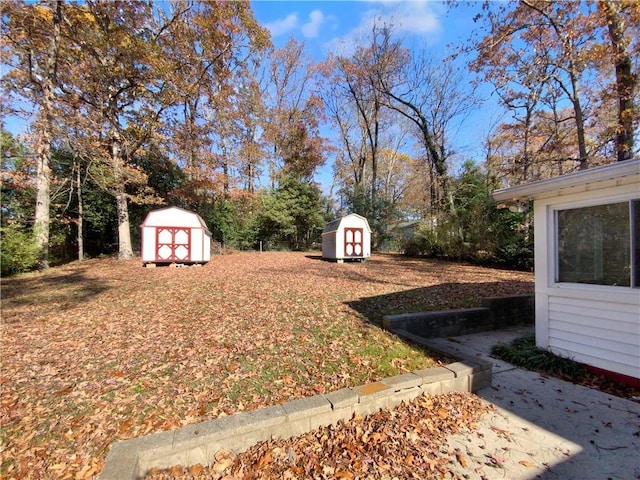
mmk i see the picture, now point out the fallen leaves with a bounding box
[455,449,468,468]
[0,252,533,479]
[146,392,494,480]
[490,425,512,440]
[485,452,506,466]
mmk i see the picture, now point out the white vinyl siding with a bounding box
[547,295,639,378]
[536,181,640,380]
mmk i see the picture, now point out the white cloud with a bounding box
[264,12,299,38]
[263,9,330,40]
[302,10,326,39]
[325,0,442,56]
[389,1,441,35]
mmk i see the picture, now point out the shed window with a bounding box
[556,200,639,287]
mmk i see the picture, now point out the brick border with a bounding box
[99,344,491,480]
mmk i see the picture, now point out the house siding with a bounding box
[495,160,640,381]
[533,180,640,380]
[545,293,639,378]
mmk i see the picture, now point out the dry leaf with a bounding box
[455,450,468,468]
[335,471,354,479]
[487,453,506,464]
[213,458,234,473]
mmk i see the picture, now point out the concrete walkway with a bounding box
[431,327,640,480]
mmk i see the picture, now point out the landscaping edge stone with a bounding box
[98,341,492,480]
[382,294,534,338]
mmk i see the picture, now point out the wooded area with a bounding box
[1,0,638,275]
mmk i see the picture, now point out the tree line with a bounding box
[1,0,637,275]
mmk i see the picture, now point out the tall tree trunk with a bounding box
[34,109,52,269]
[185,99,196,179]
[110,130,134,260]
[370,115,379,218]
[221,141,230,194]
[600,0,636,161]
[76,158,84,262]
[33,0,63,269]
[115,189,133,259]
[568,70,589,169]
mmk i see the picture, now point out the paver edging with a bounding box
[99,343,492,480]
[382,294,534,338]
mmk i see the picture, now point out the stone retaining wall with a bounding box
[382,294,534,338]
[99,356,491,479]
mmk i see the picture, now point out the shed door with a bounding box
[344,228,363,257]
[156,227,191,262]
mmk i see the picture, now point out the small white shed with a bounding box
[322,213,371,262]
[494,159,640,382]
[141,206,212,265]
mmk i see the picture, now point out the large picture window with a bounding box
[557,200,639,287]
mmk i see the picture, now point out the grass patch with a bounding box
[356,336,443,378]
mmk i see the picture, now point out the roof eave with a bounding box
[493,159,640,201]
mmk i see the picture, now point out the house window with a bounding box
[557,200,639,287]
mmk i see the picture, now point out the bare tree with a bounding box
[371,26,475,216]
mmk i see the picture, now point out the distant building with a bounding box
[141,207,211,266]
[322,213,371,262]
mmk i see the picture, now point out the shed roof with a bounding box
[493,158,640,202]
[141,206,211,235]
[323,213,371,234]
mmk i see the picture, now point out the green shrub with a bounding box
[0,224,39,276]
[491,334,589,380]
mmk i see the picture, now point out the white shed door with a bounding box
[156,227,191,262]
[344,228,363,257]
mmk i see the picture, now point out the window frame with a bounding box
[553,197,639,289]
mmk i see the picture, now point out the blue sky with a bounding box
[250,0,502,189]
[251,0,472,57]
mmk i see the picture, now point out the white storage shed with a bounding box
[322,213,371,262]
[494,159,640,382]
[141,206,212,265]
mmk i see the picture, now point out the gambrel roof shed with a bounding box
[322,213,371,261]
[494,159,640,383]
[141,206,212,265]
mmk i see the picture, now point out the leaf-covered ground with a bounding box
[146,391,492,480]
[0,252,533,479]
